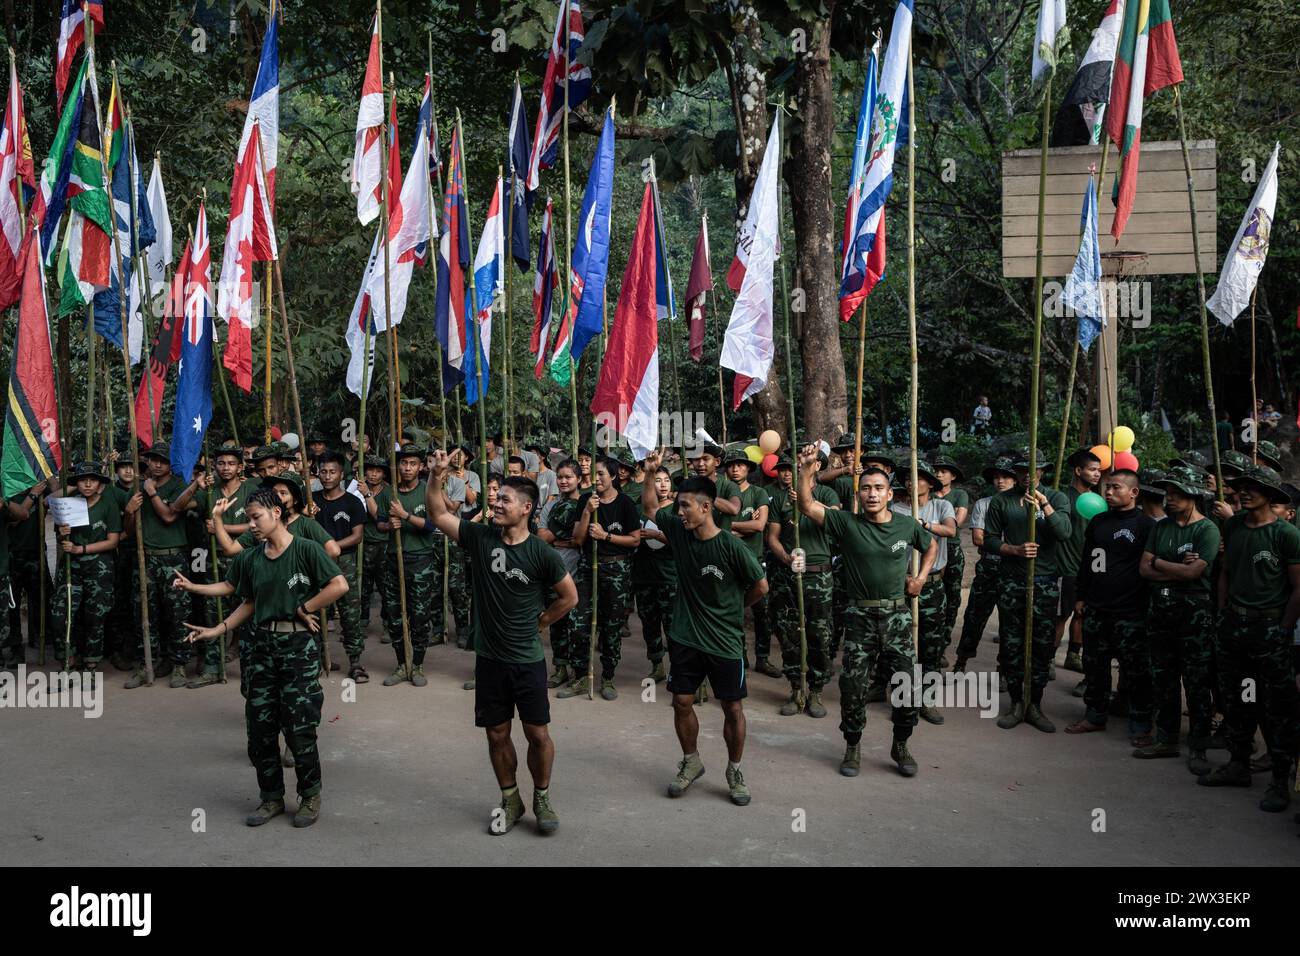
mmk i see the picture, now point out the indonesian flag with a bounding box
[591,182,659,460]
[351,14,384,226]
[55,0,104,113]
[527,0,593,191]
[0,57,35,311]
[1105,0,1183,241]
[684,215,712,361]
[530,197,558,378]
[216,122,278,393]
[720,112,779,408]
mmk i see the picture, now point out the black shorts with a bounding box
[1058,576,1077,617]
[474,656,550,728]
[666,640,747,701]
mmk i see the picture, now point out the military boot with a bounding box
[725,765,751,806]
[1024,704,1056,733]
[805,692,827,719]
[779,691,802,716]
[1063,648,1084,672]
[1187,749,1212,776]
[123,667,149,689]
[532,790,559,834]
[667,753,705,797]
[891,739,918,777]
[1071,677,1087,698]
[1260,777,1291,813]
[919,705,945,725]
[600,677,618,700]
[293,794,321,828]
[556,675,591,699]
[409,665,428,687]
[1133,740,1180,759]
[839,743,861,777]
[547,664,570,689]
[169,667,189,688]
[1197,760,1252,787]
[996,701,1025,730]
[382,664,410,686]
[648,660,667,683]
[755,657,782,678]
[186,671,222,689]
[490,789,526,835]
[245,799,285,827]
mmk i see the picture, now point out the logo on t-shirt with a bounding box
[332,511,351,524]
[607,522,624,533]
[287,572,310,589]
[92,521,105,532]
[890,541,907,553]
[1114,529,1136,544]
[1176,542,1194,554]
[700,564,724,580]
[1251,550,1280,570]
[503,567,531,584]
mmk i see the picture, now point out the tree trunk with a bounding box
[727,0,786,439]
[787,11,846,443]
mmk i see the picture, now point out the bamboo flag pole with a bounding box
[457,110,489,498]
[1021,60,1054,708]
[1172,85,1225,502]
[379,69,414,675]
[774,99,809,706]
[100,51,153,684]
[503,73,520,454]
[262,264,272,442]
[906,48,920,656]
[426,35,450,636]
[700,210,728,446]
[128,143,160,440]
[1249,288,1258,464]
[650,159,686,468]
[852,302,867,513]
[561,0,579,458]
[1053,140,1110,490]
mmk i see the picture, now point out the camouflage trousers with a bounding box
[448,540,472,636]
[1081,610,1152,733]
[245,626,324,801]
[1217,611,1298,770]
[570,556,632,679]
[359,539,388,629]
[0,574,12,660]
[955,559,1001,663]
[50,555,115,665]
[1148,592,1215,748]
[634,576,675,664]
[133,550,192,666]
[996,572,1058,705]
[7,551,48,649]
[830,561,847,662]
[381,550,439,666]
[549,565,590,670]
[770,564,832,692]
[916,575,949,678]
[839,603,918,743]
[752,577,773,660]
[942,542,965,643]
[106,547,136,658]
[332,551,364,662]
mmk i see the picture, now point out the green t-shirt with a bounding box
[733,483,770,558]
[1057,485,1091,578]
[225,536,342,627]
[69,495,122,551]
[823,508,933,602]
[941,486,971,516]
[633,498,677,585]
[237,514,333,551]
[457,519,568,664]
[1145,516,1220,595]
[8,498,38,554]
[200,479,258,526]
[768,482,839,565]
[140,475,191,551]
[982,483,1074,578]
[1221,514,1300,610]
[622,480,645,519]
[362,482,388,545]
[712,475,742,535]
[375,482,434,555]
[655,506,765,660]
[832,474,856,511]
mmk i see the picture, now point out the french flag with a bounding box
[236,11,279,210]
[465,176,503,407]
[434,124,470,392]
[526,0,592,190]
[351,14,384,226]
[54,0,103,112]
[530,197,558,379]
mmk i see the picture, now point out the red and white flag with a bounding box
[684,215,712,361]
[216,122,278,393]
[0,57,35,311]
[720,113,779,408]
[55,0,104,112]
[590,182,659,460]
[351,14,385,226]
[530,197,558,378]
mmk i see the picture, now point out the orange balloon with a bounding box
[759,430,781,455]
[1089,444,1113,470]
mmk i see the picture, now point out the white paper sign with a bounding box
[46,496,90,528]
[346,480,367,505]
[641,518,665,550]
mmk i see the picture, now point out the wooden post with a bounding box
[852,302,867,513]
[907,50,921,655]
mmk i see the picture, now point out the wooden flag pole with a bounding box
[503,73,520,454]
[561,0,579,458]
[700,211,727,446]
[1172,84,1225,502]
[650,161,685,468]
[127,142,161,441]
[100,52,153,684]
[426,35,450,636]
[907,49,921,656]
[774,98,809,706]
[1021,64,1054,708]
[457,110,490,500]
[852,301,867,513]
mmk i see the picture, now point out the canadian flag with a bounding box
[351,14,384,226]
[216,122,277,393]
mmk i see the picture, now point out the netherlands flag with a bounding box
[434,125,470,392]
[465,176,503,407]
[526,0,592,190]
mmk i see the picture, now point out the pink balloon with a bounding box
[1114,451,1139,472]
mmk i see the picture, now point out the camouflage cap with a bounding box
[395,445,425,461]
[1247,439,1283,470]
[260,469,306,510]
[982,457,1016,483]
[909,458,940,487]
[861,447,896,470]
[1013,448,1048,469]
[1227,464,1291,503]
[722,442,755,468]
[1219,449,1251,477]
[270,440,293,458]
[143,441,171,461]
[213,442,244,460]
[611,445,638,470]
[248,445,279,463]
[687,441,725,460]
[1170,449,1210,470]
[831,432,856,452]
[932,454,964,482]
[70,460,110,482]
[1155,466,1209,499]
[363,454,391,472]
[1137,468,1168,496]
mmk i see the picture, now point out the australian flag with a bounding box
[170,203,212,483]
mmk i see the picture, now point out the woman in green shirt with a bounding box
[50,461,121,670]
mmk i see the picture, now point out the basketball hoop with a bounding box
[1100,250,1149,279]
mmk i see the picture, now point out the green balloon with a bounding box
[1075,491,1108,521]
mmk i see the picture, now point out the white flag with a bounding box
[1033,0,1070,85]
[720,113,780,407]
[145,156,172,298]
[1208,143,1279,326]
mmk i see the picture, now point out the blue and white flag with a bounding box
[650,172,675,320]
[465,175,504,406]
[1062,173,1103,351]
[568,109,615,362]
[1208,142,1279,326]
[170,203,212,483]
[92,117,154,360]
[507,79,532,272]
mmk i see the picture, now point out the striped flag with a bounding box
[0,56,35,311]
[57,52,113,318]
[33,57,87,261]
[1052,0,1125,147]
[530,197,558,378]
[170,203,213,482]
[684,216,712,361]
[1105,0,1183,240]
[2,232,62,498]
[465,175,504,406]
[527,0,592,190]
[567,109,616,363]
[351,14,384,226]
[54,0,103,112]
[237,11,279,209]
[838,38,880,321]
[434,124,470,392]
